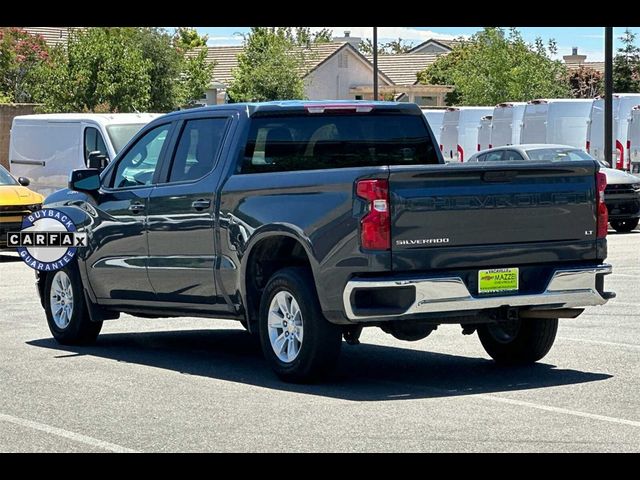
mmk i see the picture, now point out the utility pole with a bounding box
[373,27,378,101]
[605,27,614,168]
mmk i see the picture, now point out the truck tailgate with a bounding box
[390,161,599,271]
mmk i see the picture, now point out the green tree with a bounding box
[227,27,306,102]
[613,28,640,92]
[32,27,212,112]
[0,28,49,103]
[180,48,214,107]
[418,28,570,105]
[358,37,413,55]
[33,28,151,112]
[173,27,208,49]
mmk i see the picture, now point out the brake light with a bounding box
[596,171,608,239]
[306,104,374,114]
[356,179,390,250]
[586,141,590,153]
[616,140,624,170]
[457,144,464,162]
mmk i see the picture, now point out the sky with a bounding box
[193,26,640,62]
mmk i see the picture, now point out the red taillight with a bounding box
[356,179,390,250]
[477,144,481,152]
[457,144,464,162]
[627,140,631,150]
[439,144,443,151]
[616,140,624,169]
[596,171,608,239]
[586,140,590,153]
[489,144,493,149]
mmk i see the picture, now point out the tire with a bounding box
[258,267,342,383]
[44,266,102,345]
[610,218,639,233]
[477,318,558,365]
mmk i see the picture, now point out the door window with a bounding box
[167,118,228,183]
[503,150,525,161]
[84,127,109,165]
[111,124,170,188]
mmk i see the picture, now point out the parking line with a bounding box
[474,395,640,428]
[0,413,138,453]
[558,337,640,349]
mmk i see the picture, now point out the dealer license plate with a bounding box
[478,268,519,294]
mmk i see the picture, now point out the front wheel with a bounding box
[44,267,102,345]
[477,318,558,365]
[258,267,342,383]
[610,218,639,233]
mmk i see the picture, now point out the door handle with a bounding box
[128,202,144,213]
[192,199,211,211]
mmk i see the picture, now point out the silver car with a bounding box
[468,144,640,233]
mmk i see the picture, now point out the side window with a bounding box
[503,150,524,161]
[484,151,505,162]
[84,127,108,165]
[168,118,228,183]
[111,124,170,189]
[476,154,486,162]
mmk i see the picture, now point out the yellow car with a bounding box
[0,164,44,250]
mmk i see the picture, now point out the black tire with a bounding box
[477,318,558,365]
[44,266,102,345]
[258,267,342,383]
[610,218,639,233]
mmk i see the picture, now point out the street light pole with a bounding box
[605,27,614,169]
[373,27,378,101]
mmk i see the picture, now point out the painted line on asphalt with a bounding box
[474,395,640,428]
[0,412,138,453]
[558,336,640,350]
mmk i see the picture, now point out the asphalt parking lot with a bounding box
[1,230,639,452]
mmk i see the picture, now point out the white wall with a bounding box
[411,43,450,54]
[304,48,391,100]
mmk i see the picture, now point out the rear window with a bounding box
[526,148,592,162]
[240,114,438,173]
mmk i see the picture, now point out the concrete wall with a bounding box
[305,49,390,100]
[0,104,38,169]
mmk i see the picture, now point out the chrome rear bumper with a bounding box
[343,265,613,321]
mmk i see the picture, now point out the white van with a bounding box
[626,106,640,173]
[9,113,160,196]
[421,109,445,145]
[586,94,640,170]
[520,99,593,149]
[491,102,526,147]
[440,106,493,162]
[477,115,492,152]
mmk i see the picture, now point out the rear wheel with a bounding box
[477,318,558,365]
[258,267,342,383]
[610,218,639,233]
[44,267,102,345]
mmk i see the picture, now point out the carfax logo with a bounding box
[5,208,87,271]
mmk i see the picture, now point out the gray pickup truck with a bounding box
[38,101,614,382]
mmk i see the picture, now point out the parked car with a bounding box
[0,164,43,250]
[520,99,593,149]
[40,102,613,382]
[468,144,640,232]
[626,105,640,174]
[9,113,161,197]
[477,115,492,152]
[490,102,527,147]
[440,106,493,162]
[421,109,445,145]
[586,94,640,170]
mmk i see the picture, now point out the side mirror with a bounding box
[17,176,30,186]
[87,151,109,170]
[69,169,101,193]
